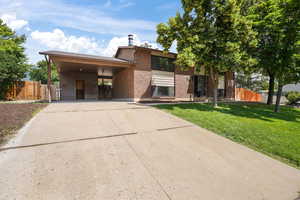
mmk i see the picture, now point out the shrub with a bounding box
[285,91,300,105]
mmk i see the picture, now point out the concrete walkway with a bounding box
[0,101,299,200]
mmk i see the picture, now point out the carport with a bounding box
[39,51,132,102]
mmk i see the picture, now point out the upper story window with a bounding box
[151,55,175,72]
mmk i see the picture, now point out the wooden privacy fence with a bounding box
[6,81,58,101]
[40,84,58,101]
[235,88,262,102]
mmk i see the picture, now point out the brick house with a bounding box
[40,36,235,102]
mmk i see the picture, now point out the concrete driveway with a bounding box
[0,101,299,200]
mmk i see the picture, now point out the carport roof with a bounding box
[39,50,132,68]
[40,51,128,63]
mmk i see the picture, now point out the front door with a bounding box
[76,80,85,100]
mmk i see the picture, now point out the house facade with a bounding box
[40,38,235,102]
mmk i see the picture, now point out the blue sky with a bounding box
[0,0,181,63]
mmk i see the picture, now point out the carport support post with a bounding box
[45,55,52,103]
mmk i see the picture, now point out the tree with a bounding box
[273,0,300,112]
[157,0,257,107]
[247,0,279,105]
[250,0,300,112]
[0,19,29,99]
[29,60,59,84]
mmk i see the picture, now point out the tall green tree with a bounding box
[29,60,59,84]
[0,19,29,99]
[249,0,280,105]
[157,0,257,107]
[250,0,300,112]
[273,0,300,112]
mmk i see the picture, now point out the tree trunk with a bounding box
[209,67,218,108]
[267,73,275,105]
[213,85,218,108]
[274,83,283,113]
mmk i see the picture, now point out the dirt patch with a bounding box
[0,103,47,146]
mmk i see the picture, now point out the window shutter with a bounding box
[151,70,175,87]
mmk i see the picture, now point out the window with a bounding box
[194,75,207,97]
[151,55,175,72]
[218,74,225,98]
[152,86,174,97]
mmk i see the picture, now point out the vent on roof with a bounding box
[128,34,133,46]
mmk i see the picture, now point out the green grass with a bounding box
[154,103,300,168]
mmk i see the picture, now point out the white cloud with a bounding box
[0,0,171,63]
[30,29,161,58]
[31,29,103,54]
[0,13,28,30]
[25,26,31,31]
[102,35,129,56]
[102,35,143,56]
[0,0,156,39]
[102,34,159,56]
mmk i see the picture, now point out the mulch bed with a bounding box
[0,103,48,146]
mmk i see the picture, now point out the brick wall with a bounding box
[112,68,134,99]
[115,47,236,102]
[175,67,194,100]
[131,48,194,101]
[133,49,152,99]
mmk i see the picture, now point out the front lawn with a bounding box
[0,103,47,146]
[154,103,300,168]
